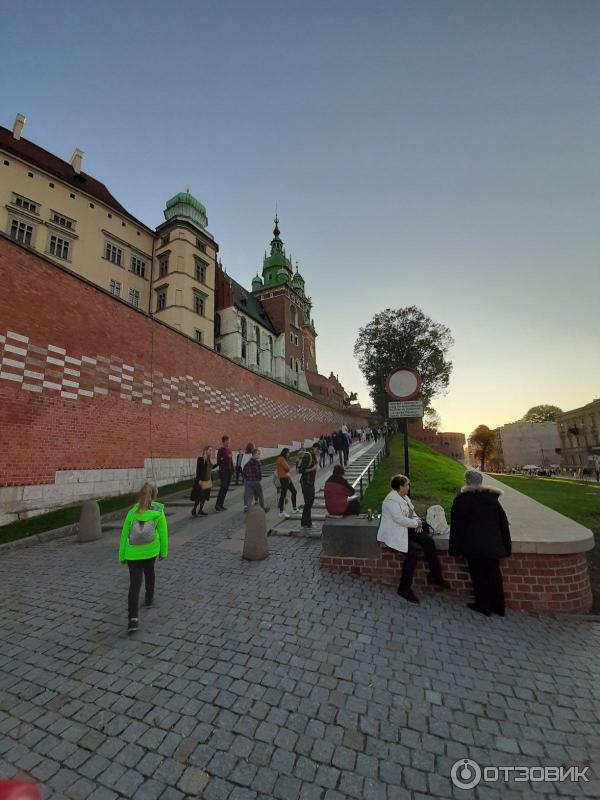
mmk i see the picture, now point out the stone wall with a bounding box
[321,548,592,614]
[0,235,372,523]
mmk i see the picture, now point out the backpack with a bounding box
[128,515,156,545]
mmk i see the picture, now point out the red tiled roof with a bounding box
[0,126,152,231]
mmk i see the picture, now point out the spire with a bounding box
[270,211,284,256]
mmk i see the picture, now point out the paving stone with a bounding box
[177,765,210,794]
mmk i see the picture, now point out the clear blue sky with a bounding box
[3,0,599,433]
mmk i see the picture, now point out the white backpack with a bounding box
[129,517,156,545]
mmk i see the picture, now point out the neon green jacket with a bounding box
[118,502,169,561]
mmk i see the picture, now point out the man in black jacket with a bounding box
[450,470,512,616]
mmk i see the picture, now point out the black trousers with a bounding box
[127,557,156,619]
[301,482,315,527]
[235,465,242,485]
[467,557,505,613]
[343,498,360,516]
[279,476,297,512]
[399,530,443,590]
[216,470,231,508]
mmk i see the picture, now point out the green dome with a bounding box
[251,274,263,291]
[164,191,208,230]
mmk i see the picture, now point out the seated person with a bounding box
[324,466,360,516]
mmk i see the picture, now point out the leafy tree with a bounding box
[354,307,453,416]
[469,425,497,471]
[523,405,563,423]
[424,406,441,432]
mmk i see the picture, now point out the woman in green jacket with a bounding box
[119,483,168,633]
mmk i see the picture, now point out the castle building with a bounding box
[2,113,357,405]
[0,115,217,348]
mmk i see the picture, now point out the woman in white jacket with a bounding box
[378,474,448,604]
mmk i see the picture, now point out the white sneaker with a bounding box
[279,511,289,518]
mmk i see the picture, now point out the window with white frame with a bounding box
[10,219,33,246]
[13,195,39,214]
[158,255,169,277]
[128,288,140,307]
[156,287,167,311]
[51,211,73,230]
[193,292,204,316]
[290,305,297,326]
[130,256,146,278]
[194,329,203,343]
[48,234,70,260]
[241,341,247,360]
[109,279,121,297]
[104,242,122,265]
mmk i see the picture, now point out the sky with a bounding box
[2,0,599,434]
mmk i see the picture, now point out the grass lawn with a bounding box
[360,435,466,518]
[491,473,600,612]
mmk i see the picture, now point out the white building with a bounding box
[496,420,562,468]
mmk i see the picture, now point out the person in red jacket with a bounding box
[324,466,360,516]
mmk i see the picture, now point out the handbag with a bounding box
[200,479,212,491]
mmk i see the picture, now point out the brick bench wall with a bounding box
[321,547,593,614]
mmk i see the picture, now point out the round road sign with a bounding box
[385,367,422,400]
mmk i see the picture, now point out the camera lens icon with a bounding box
[451,758,482,789]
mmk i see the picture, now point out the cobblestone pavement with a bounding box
[0,496,599,800]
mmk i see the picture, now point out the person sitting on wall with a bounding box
[449,470,512,617]
[377,474,449,604]
[324,465,360,516]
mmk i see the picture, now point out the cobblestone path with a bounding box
[0,504,598,799]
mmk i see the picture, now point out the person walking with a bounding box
[319,436,327,468]
[235,448,244,485]
[342,430,350,465]
[215,435,234,511]
[324,466,360,516]
[240,443,254,510]
[328,441,335,465]
[377,474,448,604]
[191,446,214,516]
[119,483,168,634]
[449,470,512,616]
[299,443,319,529]
[242,448,270,512]
[276,447,298,518]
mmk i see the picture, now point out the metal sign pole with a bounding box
[402,418,409,477]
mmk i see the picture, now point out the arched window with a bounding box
[268,337,273,372]
[290,305,297,327]
[215,313,221,337]
[255,326,260,347]
[240,317,247,339]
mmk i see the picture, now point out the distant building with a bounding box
[556,399,600,469]
[408,421,466,461]
[495,420,562,468]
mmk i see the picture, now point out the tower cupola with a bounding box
[164,190,208,230]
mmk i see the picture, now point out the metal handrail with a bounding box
[352,444,386,498]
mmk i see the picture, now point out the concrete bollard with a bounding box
[78,499,102,542]
[243,505,268,561]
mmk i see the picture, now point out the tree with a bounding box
[354,307,453,416]
[523,405,563,423]
[469,425,497,471]
[424,406,441,432]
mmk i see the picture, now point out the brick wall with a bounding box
[0,235,373,521]
[321,548,592,614]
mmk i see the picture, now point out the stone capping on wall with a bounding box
[321,518,594,614]
[0,232,372,421]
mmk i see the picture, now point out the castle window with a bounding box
[241,317,247,339]
[160,235,169,247]
[290,305,297,326]
[156,287,167,311]
[10,219,33,246]
[51,211,74,230]
[290,332,294,343]
[196,238,207,252]
[194,329,203,343]
[128,288,140,308]
[48,234,70,260]
[215,313,221,337]
[158,255,169,277]
[13,194,39,214]
[108,279,121,297]
[241,342,247,360]
[195,260,206,283]
[130,256,146,278]
[193,292,205,316]
[104,242,122,265]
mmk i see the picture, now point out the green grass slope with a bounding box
[361,436,466,518]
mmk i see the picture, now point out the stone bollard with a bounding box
[78,499,102,542]
[243,505,268,561]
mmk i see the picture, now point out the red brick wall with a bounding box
[0,235,372,489]
[321,548,592,614]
